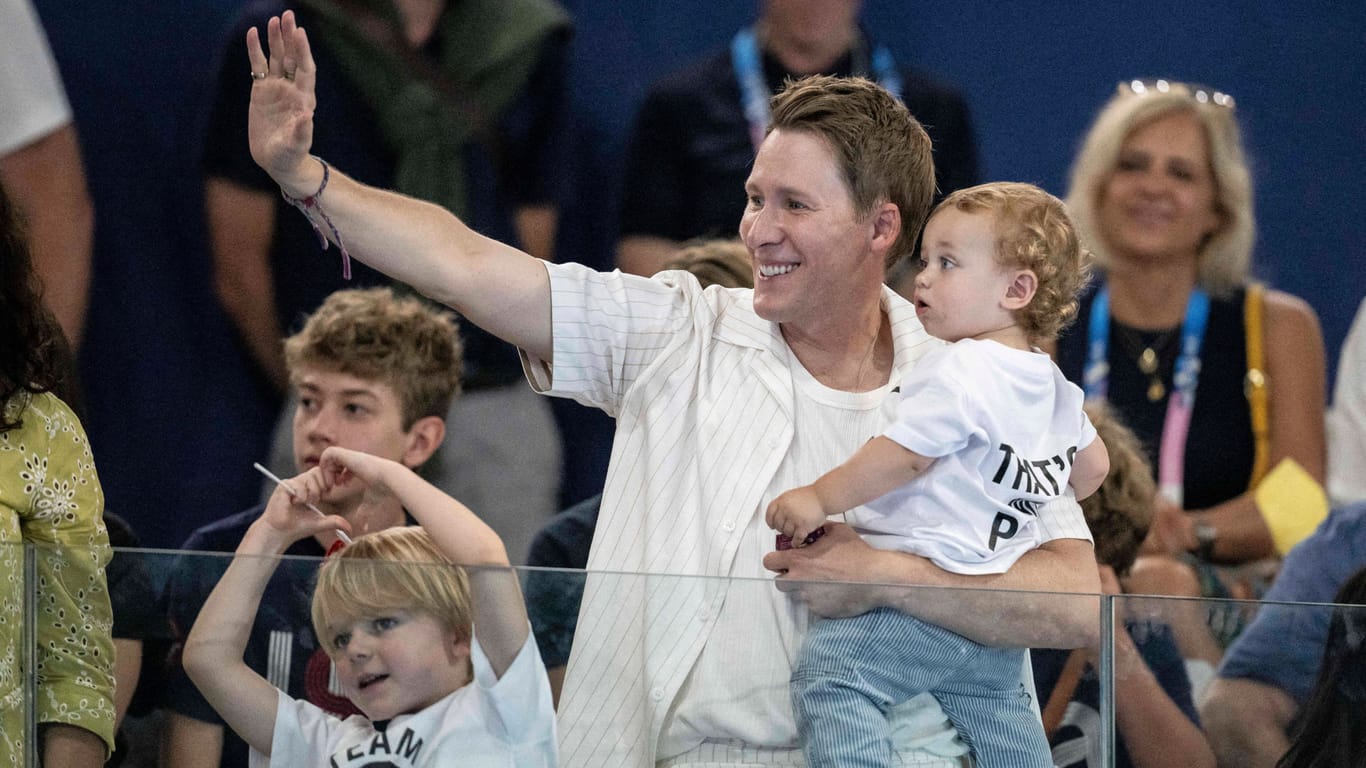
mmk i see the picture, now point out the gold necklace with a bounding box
[1115,322,1179,403]
[1137,346,1165,402]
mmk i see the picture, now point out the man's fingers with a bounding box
[293,27,317,94]
[762,548,789,573]
[246,27,267,74]
[266,16,285,76]
[280,11,299,79]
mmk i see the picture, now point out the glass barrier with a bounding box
[10,542,1364,767]
[1081,589,1359,768]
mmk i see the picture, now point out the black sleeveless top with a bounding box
[1055,284,1254,510]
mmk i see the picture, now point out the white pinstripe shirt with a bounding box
[523,263,1091,767]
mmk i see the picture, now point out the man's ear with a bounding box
[402,415,446,469]
[869,202,902,262]
[1003,269,1038,311]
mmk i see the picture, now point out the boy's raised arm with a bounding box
[320,447,530,678]
[245,12,553,361]
[183,477,351,755]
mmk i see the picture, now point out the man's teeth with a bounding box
[760,263,797,277]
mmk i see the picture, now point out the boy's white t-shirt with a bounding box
[855,338,1097,575]
[251,633,555,768]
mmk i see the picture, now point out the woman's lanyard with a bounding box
[1084,285,1210,507]
[730,27,903,152]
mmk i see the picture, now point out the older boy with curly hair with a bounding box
[767,182,1108,768]
[162,287,462,768]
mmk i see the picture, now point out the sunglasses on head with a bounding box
[1119,78,1235,109]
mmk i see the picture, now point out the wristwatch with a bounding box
[1192,522,1218,561]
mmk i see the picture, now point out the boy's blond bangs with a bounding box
[311,527,473,652]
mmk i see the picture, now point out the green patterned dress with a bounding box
[0,391,115,765]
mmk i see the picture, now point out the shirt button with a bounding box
[721,521,735,532]
[650,688,665,702]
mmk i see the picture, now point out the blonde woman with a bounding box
[1053,79,1327,669]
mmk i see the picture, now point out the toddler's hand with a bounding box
[766,486,828,547]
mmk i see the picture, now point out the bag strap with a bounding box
[1042,648,1089,738]
[1245,283,1271,488]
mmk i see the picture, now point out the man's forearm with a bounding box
[766,525,1101,648]
[277,165,556,360]
[878,538,1101,648]
[1201,678,1295,768]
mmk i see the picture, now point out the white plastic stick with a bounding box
[252,462,353,544]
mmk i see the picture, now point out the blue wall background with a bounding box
[32,0,1365,545]
[554,0,1364,362]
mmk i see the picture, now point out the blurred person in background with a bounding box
[616,0,978,278]
[0,179,115,766]
[0,0,94,351]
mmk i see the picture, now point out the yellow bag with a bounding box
[1245,283,1328,554]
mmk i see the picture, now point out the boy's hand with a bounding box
[766,486,828,547]
[251,467,352,552]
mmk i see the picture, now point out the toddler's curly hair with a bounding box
[933,182,1092,341]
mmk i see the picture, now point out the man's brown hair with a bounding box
[769,75,935,271]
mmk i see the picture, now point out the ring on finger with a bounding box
[250,71,268,81]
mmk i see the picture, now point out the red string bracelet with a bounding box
[281,155,353,280]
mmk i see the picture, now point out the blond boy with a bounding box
[184,447,553,766]
[162,287,461,768]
